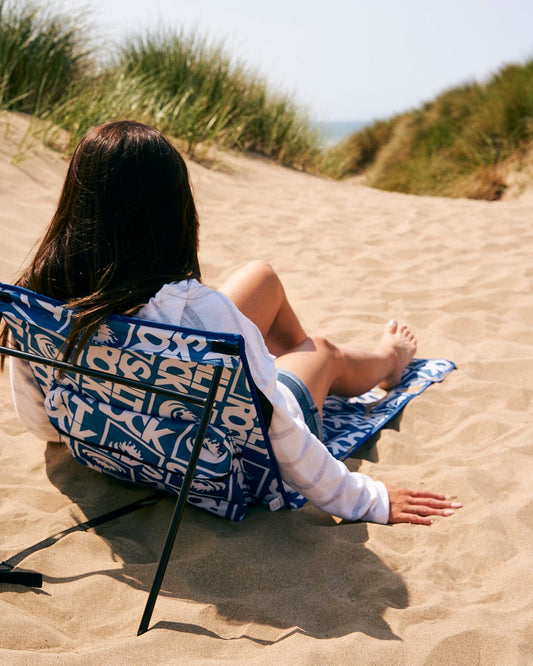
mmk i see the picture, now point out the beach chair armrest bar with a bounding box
[0,344,213,407]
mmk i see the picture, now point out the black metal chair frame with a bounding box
[0,332,232,636]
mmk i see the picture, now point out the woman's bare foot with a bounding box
[377,320,417,389]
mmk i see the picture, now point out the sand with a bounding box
[0,112,531,665]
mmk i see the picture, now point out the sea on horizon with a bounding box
[315,119,370,145]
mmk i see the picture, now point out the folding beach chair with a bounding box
[0,282,297,633]
[0,282,455,634]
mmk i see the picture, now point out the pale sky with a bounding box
[67,0,533,122]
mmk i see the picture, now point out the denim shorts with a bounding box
[277,368,324,441]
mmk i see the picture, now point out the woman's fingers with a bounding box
[408,490,447,500]
[385,485,463,525]
[394,512,434,526]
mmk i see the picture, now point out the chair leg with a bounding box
[137,366,224,636]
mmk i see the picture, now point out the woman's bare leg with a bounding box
[219,263,461,525]
[219,260,308,356]
[274,321,417,411]
[219,261,417,410]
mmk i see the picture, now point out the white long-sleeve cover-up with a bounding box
[10,280,390,523]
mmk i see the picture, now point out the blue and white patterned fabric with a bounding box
[321,358,455,463]
[0,283,455,520]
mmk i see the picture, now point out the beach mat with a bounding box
[322,358,456,460]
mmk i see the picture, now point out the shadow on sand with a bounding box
[17,423,407,643]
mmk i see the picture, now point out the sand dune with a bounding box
[1,113,532,664]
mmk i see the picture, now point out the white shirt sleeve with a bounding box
[269,383,390,523]
[9,356,58,442]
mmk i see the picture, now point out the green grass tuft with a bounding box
[114,28,322,164]
[0,0,90,115]
[324,59,533,199]
[0,2,322,167]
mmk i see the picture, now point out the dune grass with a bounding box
[0,0,90,115]
[325,60,533,199]
[114,28,321,164]
[321,118,396,179]
[0,0,322,166]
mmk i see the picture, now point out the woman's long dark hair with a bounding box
[1,120,200,362]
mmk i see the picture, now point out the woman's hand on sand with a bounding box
[385,485,462,525]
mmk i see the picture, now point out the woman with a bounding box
[3,120,461,525]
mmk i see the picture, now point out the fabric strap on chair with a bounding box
[0,491,165,588]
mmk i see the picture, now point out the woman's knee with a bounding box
[308,335,342,364]
[221,260,277,298]
[239,260,284,302]
[241,260,277,283]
